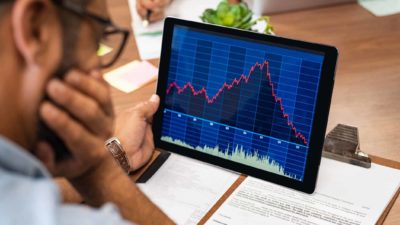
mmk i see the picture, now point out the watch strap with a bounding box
[105,137,132,174]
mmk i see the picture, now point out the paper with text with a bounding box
[137,153,240,225]
[206,158,400,225]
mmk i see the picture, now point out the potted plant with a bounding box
[200,0,274,35]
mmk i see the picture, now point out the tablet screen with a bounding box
[160,25,325,182]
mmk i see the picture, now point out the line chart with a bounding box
[160,25,324,180]
[166,60,308,145]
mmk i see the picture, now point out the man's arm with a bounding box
[55,153,172,224]
[68,95,175,225]
[71,156,174,225]
[55,151,158,204]
[38,70,174,225]
[55,178,83,203]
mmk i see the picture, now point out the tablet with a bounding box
[153,17,337,193]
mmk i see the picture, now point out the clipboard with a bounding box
[129,124,400,224]
[196,124,400,224]
[130,150,400,225]
[197,155,400,225]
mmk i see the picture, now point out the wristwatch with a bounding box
[105,137,132,174]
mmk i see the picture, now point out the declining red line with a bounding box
[166,60,308,145]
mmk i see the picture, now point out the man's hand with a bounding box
[35,70,114,179]
[37,74,174,224]
[136,0,172,23]
[114,94,160,172]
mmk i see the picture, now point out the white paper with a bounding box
[137,153,240,225]
[359,0,400,17]
[128,0,221,60]
[206,158,400,225]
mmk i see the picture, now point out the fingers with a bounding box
[136,0,169,22]
[142,0,170,8]
[47,77,113,139]
[149,11,165,22]
[138,0,168,11]
[40,69,115,179]
[65,70,113,117]
[40,102,105,161]
[132,94,160,121]
[113,95,158,172]
[136,0,147,18]
[129,126,155,170]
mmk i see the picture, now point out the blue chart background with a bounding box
[161,25,324,180]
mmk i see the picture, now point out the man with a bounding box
[0,0,174,224]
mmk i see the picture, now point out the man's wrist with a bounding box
[68,155,121,203]
[69,155,113,183]
[105,137,133,174]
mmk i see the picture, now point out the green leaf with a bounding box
[239,2,250,17]
[216,1,229,18]
[230,5,242,21]
[234,11,252,28]
[222,11,235,26]
[239,20,256,30]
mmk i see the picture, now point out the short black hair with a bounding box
[55,0,93,68]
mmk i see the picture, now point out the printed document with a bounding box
[206,158,400,225]
[137,153,240,225]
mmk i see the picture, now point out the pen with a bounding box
[142,10,152,27]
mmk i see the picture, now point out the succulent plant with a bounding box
[200,0,274,35]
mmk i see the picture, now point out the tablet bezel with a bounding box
[153,17,337,193]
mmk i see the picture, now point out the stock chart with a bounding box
[161,26,324,181]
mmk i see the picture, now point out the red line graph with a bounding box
[166,61,308,145]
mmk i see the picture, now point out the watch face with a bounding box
[108,142,120,155]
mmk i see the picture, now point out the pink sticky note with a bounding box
[104,60,158,93]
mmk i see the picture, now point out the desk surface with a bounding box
[106,1,400,224]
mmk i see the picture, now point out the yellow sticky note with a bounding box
[104,60,158,93]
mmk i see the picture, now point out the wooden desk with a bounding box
[106,1,400,224]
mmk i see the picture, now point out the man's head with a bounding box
[0,0,109,150]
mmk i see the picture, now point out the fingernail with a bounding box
[150,94,159,103]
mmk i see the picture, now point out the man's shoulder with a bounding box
[0,168,61,225]
[0,169,133,225]
[0,167,59,197]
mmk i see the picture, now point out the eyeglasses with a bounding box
[53,0,130,68]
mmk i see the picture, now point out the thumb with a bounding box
[134,94,160,120]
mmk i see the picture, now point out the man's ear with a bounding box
[11,0,62,72]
